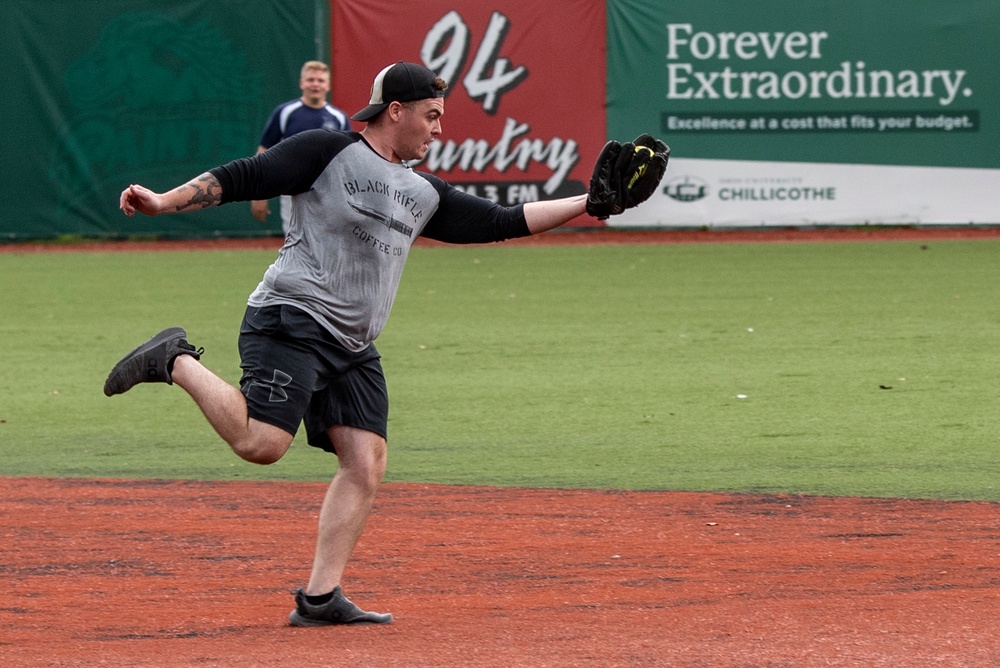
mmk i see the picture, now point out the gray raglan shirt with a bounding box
[210,129,530,351]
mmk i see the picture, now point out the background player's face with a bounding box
[300,69,330,106]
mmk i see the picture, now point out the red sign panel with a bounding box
[332,1,606,220]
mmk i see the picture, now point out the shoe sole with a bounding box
[103,327,187,397]
[288,610,393,626]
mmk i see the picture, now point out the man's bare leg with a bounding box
[170,355,292,464]
[306,425,387,594]
[286,425,392,626]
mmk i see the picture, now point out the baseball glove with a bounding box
[586,134,670,220]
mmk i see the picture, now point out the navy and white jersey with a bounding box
[258,99,350,148]
[211,130,529,351]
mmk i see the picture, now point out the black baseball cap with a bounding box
[351,62,445,122]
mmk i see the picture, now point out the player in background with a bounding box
[251,60,350,232]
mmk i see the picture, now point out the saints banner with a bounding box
[0,0,318,240]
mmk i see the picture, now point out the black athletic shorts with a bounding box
[238,304,388,452]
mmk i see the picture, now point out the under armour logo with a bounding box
[255,369,292,402]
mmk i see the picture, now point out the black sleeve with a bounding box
[209,129,356,204]
[417,173,531,244]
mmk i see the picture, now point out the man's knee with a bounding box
[366,441,388,483]
[238,440,287,465]
[233,421,293,465]
[330,427,387,489]
[348,441,386,490]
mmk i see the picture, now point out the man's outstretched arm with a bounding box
[522,194,588,235]
[119,172,223,217]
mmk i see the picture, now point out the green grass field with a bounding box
[2,239,998,499]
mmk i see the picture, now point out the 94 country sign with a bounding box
[333,1,604,220]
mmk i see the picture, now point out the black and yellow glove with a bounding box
[585,134,670,220]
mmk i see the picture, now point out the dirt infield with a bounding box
[3,477,999,667]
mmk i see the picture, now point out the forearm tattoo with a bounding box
[177,173,222,211]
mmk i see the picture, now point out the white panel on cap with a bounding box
[368,64,394,104]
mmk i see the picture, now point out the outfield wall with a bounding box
[3,1,996,240]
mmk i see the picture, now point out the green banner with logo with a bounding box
[607,0,1000,226]
[0,0,321,240]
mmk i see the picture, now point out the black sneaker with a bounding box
[288,586,393,626]
[103,327,203,397]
